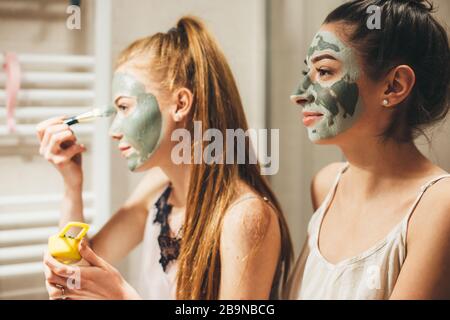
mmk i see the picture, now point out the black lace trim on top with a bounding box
[153,184,181,272]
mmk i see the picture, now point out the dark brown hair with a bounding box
[325,0,450,142]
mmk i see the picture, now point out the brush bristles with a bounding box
[72,107,115,123]
[100,107,116,117]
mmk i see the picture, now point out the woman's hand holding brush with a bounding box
[36,116,87,228]
[36,116,86,190]
[36,108,113,229]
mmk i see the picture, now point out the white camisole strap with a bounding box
[322,162,349,204]
[314,163,450,241]
[314,163,349,220]
[227,193,273,212]
[400,172,450,237]
[306,163,349,240]
[289,164,450,300]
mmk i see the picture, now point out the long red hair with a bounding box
[117,16,293,299]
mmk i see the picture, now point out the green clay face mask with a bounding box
[291,31,364,141]
[109,72,163,171]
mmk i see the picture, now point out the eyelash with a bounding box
[301,66,334,78]
[118,105,128,111]
[317,68,333,77]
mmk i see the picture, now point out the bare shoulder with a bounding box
[389,173,450,299]
[221,186,280,250]
[409,176,450,242]
[310,162,347,210]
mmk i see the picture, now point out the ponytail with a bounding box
[116,16,293,300]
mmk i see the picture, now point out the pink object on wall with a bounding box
[3,52,21,133]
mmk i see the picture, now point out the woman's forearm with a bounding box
[59,183,84,228]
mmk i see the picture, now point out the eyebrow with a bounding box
[114,96,122,105]
[311,54,338,63]
[114,95,134,105]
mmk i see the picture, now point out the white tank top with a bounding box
[135,187,264,299]
[286,163,450,300]
[136,184,178,300]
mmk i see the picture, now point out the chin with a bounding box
[127,161,148,173]
[131,154,159,172]
[308,131,336,145]
[311,138,334,145]
[127,162,154,173]
[308,128,353,146]
[129,165,145,173]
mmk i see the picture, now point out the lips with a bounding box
[119,145,130,152]
[118,145,131,156]
[302,111,323,127]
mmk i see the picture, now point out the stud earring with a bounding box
[382,99,389,107]
[174,113,181,122]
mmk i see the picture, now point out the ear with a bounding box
[381,65,416,108]
[171,88,193,123]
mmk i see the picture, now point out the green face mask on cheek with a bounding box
[292,31,364,141]
[109,72,163,171]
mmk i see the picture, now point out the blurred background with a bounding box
[0,0,449,299]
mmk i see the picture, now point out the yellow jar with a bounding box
[48,222,90,264]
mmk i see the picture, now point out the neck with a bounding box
[160,162,191,208]
[338,135,434,188]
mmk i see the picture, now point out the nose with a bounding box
[108,114,123,140]
[109,122,123,140]
[109,130,123,141]
[290,94,314,107]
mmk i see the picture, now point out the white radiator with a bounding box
[0,0,112,300]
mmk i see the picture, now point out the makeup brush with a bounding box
[64,107,116,126]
